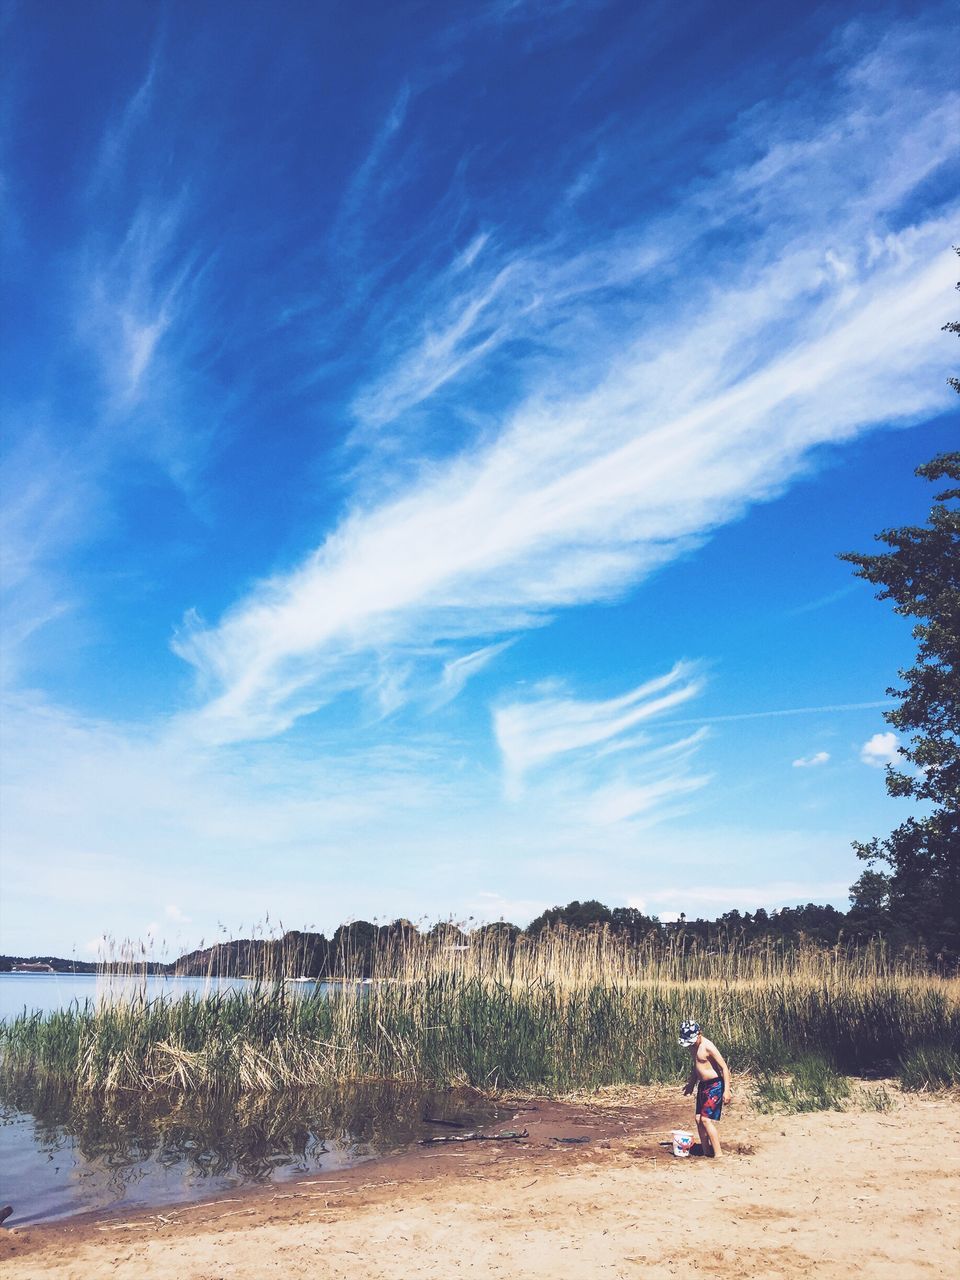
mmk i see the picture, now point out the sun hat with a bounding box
[678,1020,700,1046]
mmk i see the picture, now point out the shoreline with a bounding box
[3,1087,957,1278]
[0,1090,679,1238]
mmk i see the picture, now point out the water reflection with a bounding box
[0,1079,498,1224]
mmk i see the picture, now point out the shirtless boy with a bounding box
[679,1020,731,1158]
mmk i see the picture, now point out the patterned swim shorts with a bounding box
[696,1076,724,1121]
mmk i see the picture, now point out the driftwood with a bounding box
[424,1116,467,1127]
[418,1128,529,1145]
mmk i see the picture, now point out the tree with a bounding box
[846,868,896,944]
[839,452,960,955]
[609,906,659,942]
[331,920,379,977]
[525,899,613,936]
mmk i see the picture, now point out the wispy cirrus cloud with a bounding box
[494,663,703,781]
[86,55,159,197]
[170,24,958,746]
[786,586,857,617]
[436,640,514,708]
[0,682,701,950]
[76,188,212,485]
[492,665,710,824]
[174,216,955,744]
[69,49,214,481]
[331,84,414,268]
[82,199,186,399]
[654,701,892,730]
[0,54,222,682]
[0,432,99,684]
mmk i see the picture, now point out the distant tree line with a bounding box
[0,954,167,974]
[159,893,950,980]
[2,890,952,978]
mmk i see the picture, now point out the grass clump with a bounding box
[855,1082,895,1111]
[753,1054,851,1113]
[898,1044,960,1091]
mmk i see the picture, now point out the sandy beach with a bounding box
[2,1088,956,1279]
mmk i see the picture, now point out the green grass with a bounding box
[753,1054,851,1113]
[898,1043,960,1091]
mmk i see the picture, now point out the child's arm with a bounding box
[708,1043,732,1101]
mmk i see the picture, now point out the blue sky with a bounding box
[1,0,957,957]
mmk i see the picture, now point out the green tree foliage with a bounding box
[525,899,614,935]
[609,905,659,941]
[840,452,960,956]
[474,921,521,944]
[331,920,378,976]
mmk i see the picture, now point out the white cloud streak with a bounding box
[0,434,96,684]
[436,640,514,707]
[494,663,702,780]
[792,751,830,768]
[172,28,959,745]
[491,665,710,829]
[79,193,207,476]
[656,701,892,729]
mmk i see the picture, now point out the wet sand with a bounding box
[1,1089,957,1279]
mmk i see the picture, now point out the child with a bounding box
[679,1020,731,1158]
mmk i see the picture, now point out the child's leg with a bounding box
[695,1114,711,1154]
[698,1114,722,1157]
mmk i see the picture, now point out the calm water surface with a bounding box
[0,975,496,1226]
[0,1082,497,1226]
[0,972,307,1021]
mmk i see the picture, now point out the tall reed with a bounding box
[2,927,957,1098]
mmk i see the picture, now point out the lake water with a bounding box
[0,974,498,1226]
[0,972,309,1022]
[0,1080,498,1226]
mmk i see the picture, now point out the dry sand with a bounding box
[1,1089,957,1279]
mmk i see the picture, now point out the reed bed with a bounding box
[3,928,958,1100]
